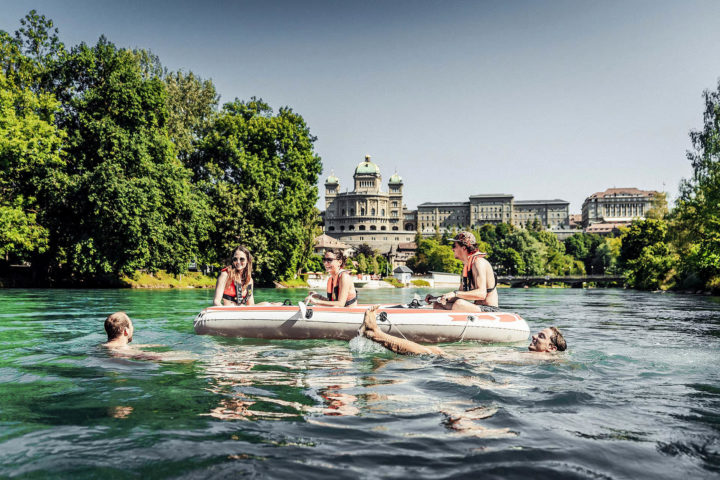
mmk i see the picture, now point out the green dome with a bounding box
[355,159,380,175]
[388,173,402,184]
[325,173,339,184]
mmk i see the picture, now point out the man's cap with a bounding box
[448,231,486,254]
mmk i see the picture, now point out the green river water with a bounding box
[0,287,718,479]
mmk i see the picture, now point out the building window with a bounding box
[340,226,345,231]
[370,225,377,231]
[359,225,366,231]
[329,226,335,231]
[371,208,375,215]
[381,226,386,231]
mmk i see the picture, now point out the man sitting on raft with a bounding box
[427,231,499,313]
[360,305,567,355]
[304,248,358,307]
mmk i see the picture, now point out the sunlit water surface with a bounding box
[1,287,719,479]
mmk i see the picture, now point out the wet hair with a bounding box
[105,312,132,341]
[549,326,567,351]
[226,245,253,290]
[324,248,346,265]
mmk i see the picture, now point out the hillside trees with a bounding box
[1,11,323,284]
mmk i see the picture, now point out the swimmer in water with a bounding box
[102,312,193,361]
[359,305,566,355]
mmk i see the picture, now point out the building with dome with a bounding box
[323,155,416,253]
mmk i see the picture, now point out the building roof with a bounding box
[388,172,403,184]
[417,201,470,208]
[585,222,629,234]
[325,172,339,184]
[314,234,351,249]
[469,194,514,199]
[393,266,413,273]
[397,242,417,251]
[587,188,657,199]
[514,199,569,205]
[354,155,380,175]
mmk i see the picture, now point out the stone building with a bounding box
[323,156,415,252]
[581,188,658,228]
[513,199,570,229]
[417,195,570,234]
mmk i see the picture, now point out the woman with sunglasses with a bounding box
[304,248,358,307]
[213,245,255,306]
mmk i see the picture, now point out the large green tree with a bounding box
[45,37,211,278]
[674,79,720,290]
[0,71,64,263]
[620,219,677,290]
[192,98,322,284]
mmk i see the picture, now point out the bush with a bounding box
[385,277,404,288]
[411,279,430,287]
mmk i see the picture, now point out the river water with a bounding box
[0,287,718,479]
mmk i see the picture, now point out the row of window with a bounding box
[327,225,400,232]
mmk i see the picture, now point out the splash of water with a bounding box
[348,334,389,354]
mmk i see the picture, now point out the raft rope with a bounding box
[380,313,410,341]
[458,315,475,343]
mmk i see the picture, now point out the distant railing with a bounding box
[497,274,625,287]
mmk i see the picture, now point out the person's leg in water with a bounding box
[360,305,444,356]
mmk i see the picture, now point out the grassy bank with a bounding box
[120,271,217,289]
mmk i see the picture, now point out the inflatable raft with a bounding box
[193,304,530,344]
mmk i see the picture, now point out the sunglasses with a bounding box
[232,257,247,264]
[322,257,336,263]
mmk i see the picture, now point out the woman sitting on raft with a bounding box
[214,246,255,306]
[304,248,358,307]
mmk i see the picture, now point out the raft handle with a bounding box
[305,308,314,319]
[378,312,388,322]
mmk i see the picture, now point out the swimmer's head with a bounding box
[529,326,566,352]
[104,311,133,343]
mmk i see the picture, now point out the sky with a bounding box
[2,0,720,213]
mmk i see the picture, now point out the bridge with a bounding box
[497,274,625,288]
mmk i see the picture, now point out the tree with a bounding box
[0,71,64,263]
[45,38,211,278]
[645,192,669,220]
[354,243,375,258]
[406,238,461,274]
[674,79,720,289]
[620,218,676,289]
[192,97,322,284]
[163,69,219,162]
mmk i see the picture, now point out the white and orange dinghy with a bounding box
[193,303,530,344]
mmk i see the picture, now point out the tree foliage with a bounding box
[0,70,64,262]
[674,78,720,289]
[191,98,322,284]
[1,11,322,285]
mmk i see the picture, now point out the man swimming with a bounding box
[360,305,566,355]
[102,311,193,361]
[103,311,134,348]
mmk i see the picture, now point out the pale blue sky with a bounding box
[3,1,719,212]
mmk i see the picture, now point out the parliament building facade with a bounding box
[322,156,576,252]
